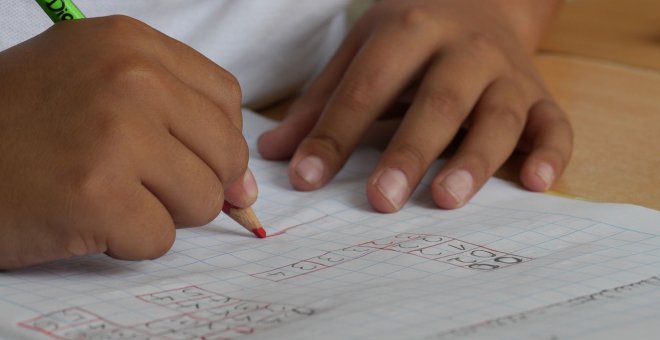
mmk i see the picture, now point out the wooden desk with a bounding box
[542,0,660,71]
[537,0,660,209]
[503,55,660,210]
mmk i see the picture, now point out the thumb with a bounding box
[223,168,259,208]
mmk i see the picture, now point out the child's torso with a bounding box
[1,0,350,106]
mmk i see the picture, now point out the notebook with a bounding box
[1,111,659,339]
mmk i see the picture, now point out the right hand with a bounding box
[0,16,255,269]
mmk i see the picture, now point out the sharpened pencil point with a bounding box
[222,201,233,214]
[252,227,267,239]
[223,201,265,239]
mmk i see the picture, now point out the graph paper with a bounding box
[1,111,659,340]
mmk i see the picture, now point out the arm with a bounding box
[493,0,563,51]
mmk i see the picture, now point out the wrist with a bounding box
[490,0,562,51]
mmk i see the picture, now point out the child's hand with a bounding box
[0,16,255,269]
[259,0,572,212]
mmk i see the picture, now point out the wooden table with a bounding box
[536,0,660,209]
[542,0,660,72]
[262,0,660,210]
[506,55,660,209]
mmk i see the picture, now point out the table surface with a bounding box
[262,0,660,210]
[525,0,660,210]
[502,55,660,210]
[542,0,660,72]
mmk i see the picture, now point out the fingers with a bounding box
[0,181,177,268]
[223,169,259,209]
[94,58,248,227]
[104,184,176,261]
[103,69,253,256]
[0,16,253,269]
[161,71,249,189]
[258,11,375,160]
[430,78,529,209]
[155,32,245,129]
[519,100,573,192]
[149,23,256,210]
[256,100,325,162]
[139,131,224,227]
[147,23,256,222]
[91,16,245,130]
[366,51,496,212]
[137,70,249,225]
[287,22,441,191]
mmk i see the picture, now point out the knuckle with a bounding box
[90,109,135,149]
[65,231,104,257]
[461,153,492,180]
[338,80,373,114]
[68,137,133,212]
[101,56,168,93]
[463,33,499,59]
[221,71,243,105]
[190,182,224,226]
[397,6,436,32]
[423,89,464,124]
[488,106,526,131]
[98,15,152,37]
[392,143,430,170]
[288,99,322,122]
[307,132,348,159]
[70,165,116,212]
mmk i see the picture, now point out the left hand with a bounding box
[258,0,573,212]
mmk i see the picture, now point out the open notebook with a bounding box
[1,111,659,339]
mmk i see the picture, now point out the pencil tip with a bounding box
[252,227,267,239]
[222,201,234,214]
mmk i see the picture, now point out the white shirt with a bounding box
[0,0,350,107]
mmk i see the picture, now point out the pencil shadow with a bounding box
[204,224,248,238]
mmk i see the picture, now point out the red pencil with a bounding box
[222,202,267,238]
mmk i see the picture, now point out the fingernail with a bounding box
[243,169,258,201]
[375,168,409,210]
[295,155,324,186]
[441,170,473,206]
[536,163,555,190]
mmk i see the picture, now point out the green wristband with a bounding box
[35,0,86,22]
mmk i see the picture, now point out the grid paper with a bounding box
[0,111,659,340]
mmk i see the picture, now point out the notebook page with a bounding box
[0,110,659,340]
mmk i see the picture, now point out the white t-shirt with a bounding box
[0,0,350,107]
